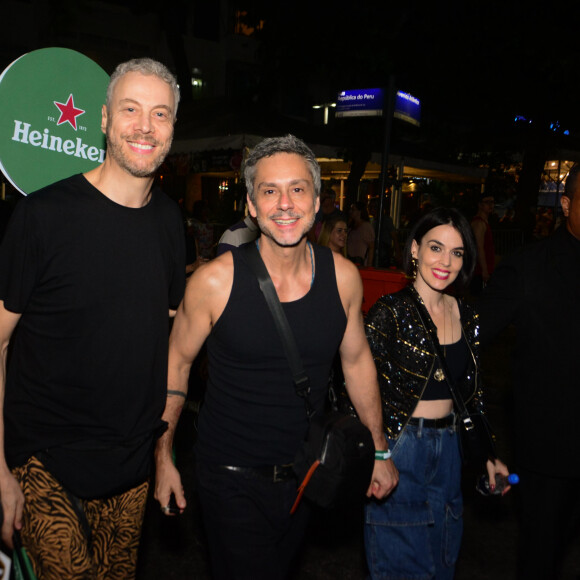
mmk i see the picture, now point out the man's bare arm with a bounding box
[0,301,23,548]
[154,255,233,513]
[334,255,398,498]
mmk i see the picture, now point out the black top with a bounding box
[421,334,469,400]
[196,243,347,466]
[0,174,185,494]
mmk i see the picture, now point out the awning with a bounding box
[170,133,488,184]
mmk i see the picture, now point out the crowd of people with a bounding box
[0,56,578,580]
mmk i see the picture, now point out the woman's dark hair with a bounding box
[403,207,477,292]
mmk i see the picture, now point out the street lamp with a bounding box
[312,102,336,125]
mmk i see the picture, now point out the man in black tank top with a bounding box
[155,135,398,580]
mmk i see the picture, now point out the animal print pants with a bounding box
[12,455,149,580]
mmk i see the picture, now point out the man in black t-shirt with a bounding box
[0,58,185,579]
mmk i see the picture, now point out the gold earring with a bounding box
[411,257,418,280]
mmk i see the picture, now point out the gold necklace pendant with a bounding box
[434,367,445,382]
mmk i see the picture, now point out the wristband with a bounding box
[375,450,392,460]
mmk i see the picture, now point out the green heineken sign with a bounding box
[0,47,109,195]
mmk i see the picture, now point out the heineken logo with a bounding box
[0,47,109,195]
[12,121,104,162]
[54,94,85,130]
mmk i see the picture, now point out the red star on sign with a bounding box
[54,94,86,130]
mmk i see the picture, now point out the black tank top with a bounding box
[196,243,347,466]
[421,333,470,400]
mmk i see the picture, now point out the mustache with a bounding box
[124,134,160,146]
[269,211,302,219]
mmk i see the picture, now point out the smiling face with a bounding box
[411,224,465,293]
[102,71,175,178]
[247,152,319,247]
[328,220,348,252]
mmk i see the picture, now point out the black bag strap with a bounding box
[407,290,473,421]
[243,242,315,419]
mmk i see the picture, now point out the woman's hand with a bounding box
[485,457,512,495]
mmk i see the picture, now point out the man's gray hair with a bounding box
[244,134,321,202]
[106,58,180,120]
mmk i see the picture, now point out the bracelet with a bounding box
[167,389,187,400]
[375,450,392,460]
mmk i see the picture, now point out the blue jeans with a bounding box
[365,419,463,580]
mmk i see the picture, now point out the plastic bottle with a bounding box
[476,473,519,496]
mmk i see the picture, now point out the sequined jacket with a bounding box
[364,285,484,441]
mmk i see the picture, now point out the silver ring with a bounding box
[161,505,171,513]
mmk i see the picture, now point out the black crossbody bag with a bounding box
[243,243,375,512]
[409,292,496,469]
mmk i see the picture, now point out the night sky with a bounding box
[248,1,580,139]
[3,1,580,151]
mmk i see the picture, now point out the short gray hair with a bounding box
[243,134,321,202]
[106,58,180,120]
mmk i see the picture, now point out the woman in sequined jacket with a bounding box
[363,207,510,580]
[366,284,482,442]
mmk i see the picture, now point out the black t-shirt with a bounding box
[0,174,185,495]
